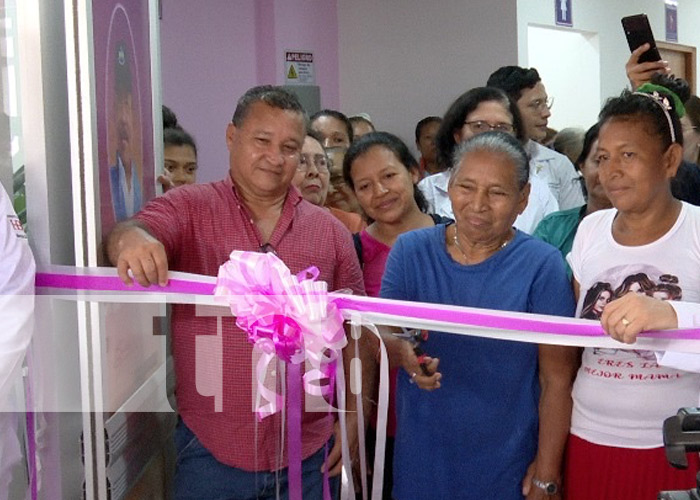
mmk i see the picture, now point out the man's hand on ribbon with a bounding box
[108,222,169,287]
[601,293,678,344]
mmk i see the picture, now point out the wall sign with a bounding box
[555,0,573,28]
[284,50,315,86]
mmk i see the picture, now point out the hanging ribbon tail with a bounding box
[287,363,303,500]
[351,317,368,500]
[252,345,284,420]
[335,356,356,500]
[364,321,389,500]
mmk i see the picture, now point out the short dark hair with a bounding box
[686,95,700,129]
[486,66,542,102]
[310,109,354,143]
[574,123,601,199]
[575,123,600,170]
[164,127,197,157]
[436,87,525,170]
[232,85,306,126]
[599,89,683,150]
[415,116,442,143]
[162,105,179,130]
[650,73,691,104]
[450,131,530,190]
[343,131,428,213]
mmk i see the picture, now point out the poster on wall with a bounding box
[93,0,155,243]
[665,2,678,43]
[91,0,164,414]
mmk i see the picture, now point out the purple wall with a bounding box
[272,0,340,108]
[160,0,339,183]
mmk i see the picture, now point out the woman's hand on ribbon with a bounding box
[108,222,169,287]
[601,293,678,344]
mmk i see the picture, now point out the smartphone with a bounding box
[622,14,662,63]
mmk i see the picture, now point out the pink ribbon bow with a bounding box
[214,250,347,414]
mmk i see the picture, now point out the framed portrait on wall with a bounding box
[93,0,157,242]
[89,0,166,422]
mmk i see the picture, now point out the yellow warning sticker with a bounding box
[284,50,314,85]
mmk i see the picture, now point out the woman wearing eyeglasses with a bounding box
[292,130,365,233]
[418,86,559,234]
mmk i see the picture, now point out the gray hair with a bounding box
[449,131,530,189]
[232,85,307,127]
[552,127,585,165]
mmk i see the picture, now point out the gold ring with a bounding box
[621,317,631,326]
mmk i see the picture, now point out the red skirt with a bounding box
[564,433,699,500]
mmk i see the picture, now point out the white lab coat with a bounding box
[0,184,34,499]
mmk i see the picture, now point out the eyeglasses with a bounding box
[297,153,330,173]
[526,97,554,112]
[463,121,514,134]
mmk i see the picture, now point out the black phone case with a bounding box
[622,14,661,63]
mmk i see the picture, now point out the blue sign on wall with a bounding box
[555,0,573,27]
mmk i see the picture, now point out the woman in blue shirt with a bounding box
[380,132,577,499]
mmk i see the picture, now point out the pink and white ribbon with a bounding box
[33,254,700,500]
[36,264,700,353]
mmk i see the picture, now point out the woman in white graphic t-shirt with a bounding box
[565,81,700,499]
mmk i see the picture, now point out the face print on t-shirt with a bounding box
[580,265,682,359]
[579,265,681,321]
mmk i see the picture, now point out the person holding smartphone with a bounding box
[626,43,671,91]
[624,45,700,207]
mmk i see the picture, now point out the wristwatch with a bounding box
[532,478,559,496]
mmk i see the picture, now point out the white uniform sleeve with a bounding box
[0,185,35,405]
[654,301,700,373]
[555,156,586,211]
[417,176,436,214]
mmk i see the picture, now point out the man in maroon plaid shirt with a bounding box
[108,86,370,499]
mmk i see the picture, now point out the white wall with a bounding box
[338,0,518,155]
[517,0,700,105]
[338,1,700,153]
[528,26,601,130]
